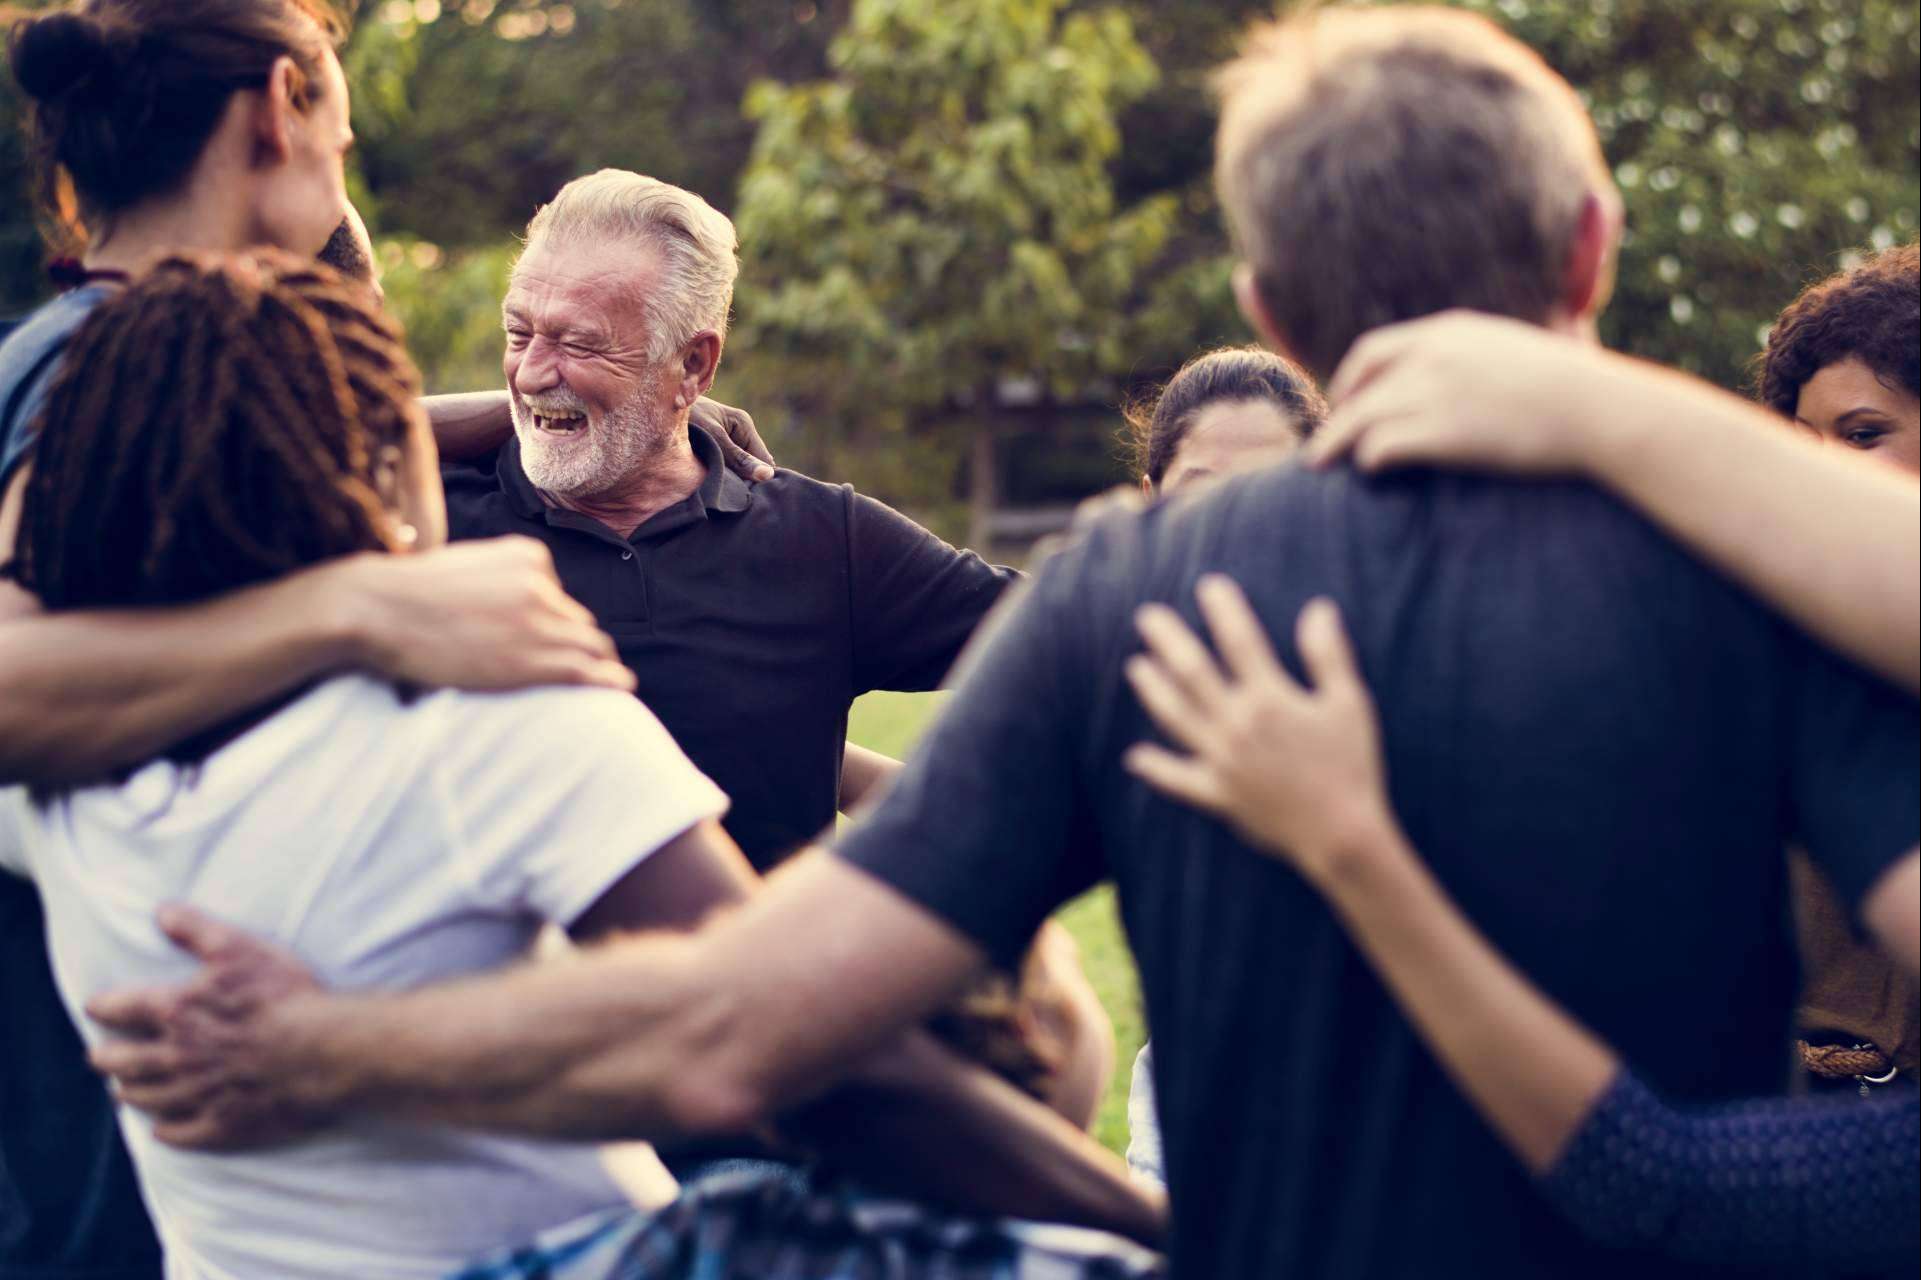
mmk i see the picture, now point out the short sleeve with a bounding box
[1788,643,1921,912]
[433,687,730,926]
[833,549,1107,967]
[0,786,29,878]
[845,489,1019,694]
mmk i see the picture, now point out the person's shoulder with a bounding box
[422,684,670,758]
[0,289,107,406]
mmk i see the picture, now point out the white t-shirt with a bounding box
[0,675,728,1280]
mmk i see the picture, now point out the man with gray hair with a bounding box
[441,168,1022,871]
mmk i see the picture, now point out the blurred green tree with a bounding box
[727,0,1180,543]
[1436,0,1920,381]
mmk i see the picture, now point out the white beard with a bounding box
[511,385,677,498]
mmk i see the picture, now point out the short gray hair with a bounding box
[521,169,740,362]
[1215,7,1610,379]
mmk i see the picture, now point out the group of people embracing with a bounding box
[0,2,1915,1279]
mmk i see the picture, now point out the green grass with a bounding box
[848,692,1144,1156]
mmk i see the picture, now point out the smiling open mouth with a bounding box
[532,412,586,435]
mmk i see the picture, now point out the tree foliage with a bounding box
[0,0,1914,520]
[725,0,1180,508]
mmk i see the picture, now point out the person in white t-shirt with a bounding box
[0,255,744,1280]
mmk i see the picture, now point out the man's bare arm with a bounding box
[422,393,516,463]
[93,854,1163,1242]
[0,469,630,786]
[839,742,903,812]
[1863,849,1920,979]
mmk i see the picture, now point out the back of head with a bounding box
[10,251,423,613]
[1127,344,1328,486]
[521,169,740,361]
[1215,6,1609,380]
[4,0,344,248]
[1756,241,1920,416]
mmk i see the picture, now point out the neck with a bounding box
[83,188,256,278]
[544,421,705,538]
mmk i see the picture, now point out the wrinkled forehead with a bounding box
[504,239,661,333]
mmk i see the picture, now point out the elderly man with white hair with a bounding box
[443,169,1019,874]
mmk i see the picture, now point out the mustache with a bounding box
[515,390,590,416]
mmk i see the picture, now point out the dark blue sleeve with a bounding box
[844,488,1019,695]
[832,545,1107,968]
[1787,640,1921,912]
[1543,1069,1919,1271]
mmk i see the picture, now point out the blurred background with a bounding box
[2,0,1917,1152]
[3,0,1917,554]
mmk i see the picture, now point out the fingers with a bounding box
[1123,656,1211,755]
[1324,323,1411,406]
[1133,604,1230,715]
[722,408,776,470]
[1302,412,1361,469]
[1194,575,1289,687]
[549,655,639,692]
[112,1068,218,1117]
[717,433,775,484]
[1294,598,1364,698]
[85,986,173,1039]
[155,903,249,963]
[152,1114,248,1153]
[1122,743,1229,815]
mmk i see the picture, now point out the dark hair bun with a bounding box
[10,11,114,104]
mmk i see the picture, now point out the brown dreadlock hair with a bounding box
[11,250,423,687]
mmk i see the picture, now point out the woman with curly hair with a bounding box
[1758,242,1919,469]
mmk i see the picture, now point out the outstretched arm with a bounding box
[1313,313,1921,696]
[1121,578,1917,1267]
[0,469,630,786]
[91,852,1162,1245]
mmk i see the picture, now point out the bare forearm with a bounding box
[839,742,903,811]
[778,1030,1164,1245]
[267,935,744,1143]
[1314,821,1619,1173]
[423,391,512,463]
[0,570,360,785]
[1582,360,1920,696]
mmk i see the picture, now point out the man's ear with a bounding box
[680,331,723,401]
[1233,262,1306,370]
[247,56,305,168]
[1558,189,1623,325]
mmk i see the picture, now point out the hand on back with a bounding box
[1122,577,1396,883]
[335,536,635,694]
[88,905,327,1151]
[1308,310,1625,478]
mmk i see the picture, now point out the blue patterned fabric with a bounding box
[451,1167,1166,1280]
[1543,1069,1919,1273]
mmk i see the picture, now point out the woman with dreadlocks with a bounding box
[0,253,1166,1279]
[0,8,627,1274]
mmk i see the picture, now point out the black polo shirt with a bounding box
[442,427,1017,868]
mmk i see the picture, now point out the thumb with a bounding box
[155,903,249,963]
[1295,598,1363,696]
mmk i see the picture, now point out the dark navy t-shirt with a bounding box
[1,292,163,1279]
[835,462,1920,1280]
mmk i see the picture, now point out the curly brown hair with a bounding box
[1755,242,1920,418]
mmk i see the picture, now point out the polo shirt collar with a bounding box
[496,422,755,526]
